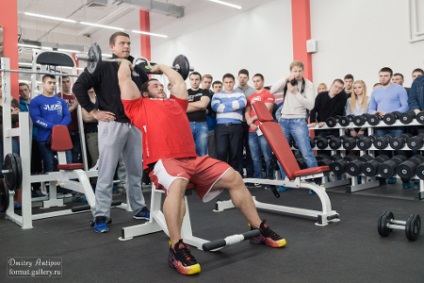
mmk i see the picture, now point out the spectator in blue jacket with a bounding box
[30,74,71,172]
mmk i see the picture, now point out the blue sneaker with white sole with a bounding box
[93,216,109,233]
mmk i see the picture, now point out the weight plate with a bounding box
[12,153,22,190]
[173,55,190,81]
[3,153,18,191]
[0,180,10,212]
[87,43,102,74]
[378,211,393,237]
[405,214,421,241]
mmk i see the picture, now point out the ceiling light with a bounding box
[24,12,77,23]
[80,22,124,31]
[131,30,168,38]
[208,0,242,10]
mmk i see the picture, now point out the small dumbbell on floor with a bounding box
[378,211,421,241]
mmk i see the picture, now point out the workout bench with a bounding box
[215,101,340,226]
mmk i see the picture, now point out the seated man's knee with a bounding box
[222,169,244,187]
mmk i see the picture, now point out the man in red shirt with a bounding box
[245,74,275,182]
[118,60,286,276]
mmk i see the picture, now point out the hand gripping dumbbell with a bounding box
[396,155,424,180]
[346,155,373,176]
[339,115,355,127]
[399,110,417,124]
[356,134,378,150]
[362,154,390,177]
[330,155,357,176]
[406,133,424,150]
[373,134,393,150]
[367,112,382,126]
[389,133,412,150]
[383,111,402,125]
[378,211,421,241]
[325,115,341,127]
[378,155,407,179]
[352,113,371,127]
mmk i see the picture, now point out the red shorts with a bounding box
[148,156,232,202]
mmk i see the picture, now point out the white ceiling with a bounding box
[17,0,274,49]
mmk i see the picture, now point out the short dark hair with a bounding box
[344,74,354,80]
[393,73,404,79]
[412,68,424,75]
[332,78,344,85]
[379,67,393,76]
[189,72,202,80]
[109,31,130,46]
[212,80,222,88]
[141,78,159,94]
[222,73,235,81]
[238,69,249,77]
[42,74,56,82]
[253,73,264,81]
[19,82,29,88]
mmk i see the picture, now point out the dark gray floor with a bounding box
[1,184,423,283]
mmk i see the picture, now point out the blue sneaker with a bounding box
[133,207,150,220]
[72,194,87,202]
[93,216,109,233]
[402,182,413,189]
[387,177,397,184]
[276,186,291,192]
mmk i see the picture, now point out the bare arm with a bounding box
[151,64,187,100]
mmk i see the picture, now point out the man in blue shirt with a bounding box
[30,74,72,172]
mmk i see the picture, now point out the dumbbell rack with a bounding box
[309,118,424,200]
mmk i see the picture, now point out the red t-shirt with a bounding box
[122,95,197,170]
[246,89,275,132]
[57,92,79,131]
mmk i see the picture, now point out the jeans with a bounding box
[216,123,243,174]
[278,118,317,179]
[190,121,208,156]
[238,122,254,178]
[38,141,72,173]
[248,132,273,179]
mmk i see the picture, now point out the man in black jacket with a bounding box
[73,31,149,233]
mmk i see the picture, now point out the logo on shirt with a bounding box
[43,102,63,116]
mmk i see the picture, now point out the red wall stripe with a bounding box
[291,0,312,81]
[139,10,151,60]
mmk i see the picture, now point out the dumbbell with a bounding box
[342,135,360,150]
[367,113,382,126]
[346,155,373,176]
[396,155,424,180]
[325,115,342,127]
[416,111,424,124]
[352,113,371,127]
[399,110,416,124]
[378,155,408,179]
[76,42,193,80]
[356,134,378,150]
[389,133,412,150]
[330,155,357,176]
[378,211,421,241]
[316,155,332,166]
[415,161,424,180]
[361,154,390,176]
[407,133,424,150]
[314,136,329,149]
[373,134,393,149]
[329,136,344,150]
[339,115,355,127]
[383,111,402,125]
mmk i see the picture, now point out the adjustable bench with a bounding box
[215,101,340,226]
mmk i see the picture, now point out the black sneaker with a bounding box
[168,240,201,275]
[251,220,286,248]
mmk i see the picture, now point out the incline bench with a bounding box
[215,101,340,226]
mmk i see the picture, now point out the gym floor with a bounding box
[1,183,423,283]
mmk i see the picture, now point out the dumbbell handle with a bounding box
[1,169,11,173]
[390,219,407,225]
[387,223,406,230]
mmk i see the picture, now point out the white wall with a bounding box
[91,0,424,92]
[310,0,424,93]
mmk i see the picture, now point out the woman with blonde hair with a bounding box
[345,80,368,136]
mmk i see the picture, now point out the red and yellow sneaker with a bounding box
[168,240,201,275]
[251,220,287,248]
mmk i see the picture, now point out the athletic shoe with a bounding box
[168,240,201,275]
[276,186,291,192]
[133,206,150,220]
[93,216,109,233]
[250,220,286,248]
[387,177,397,184]
[402,182,413,189]
[72,193,87,202]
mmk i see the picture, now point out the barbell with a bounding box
[0,153,22,212]
[76,43,193,80]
